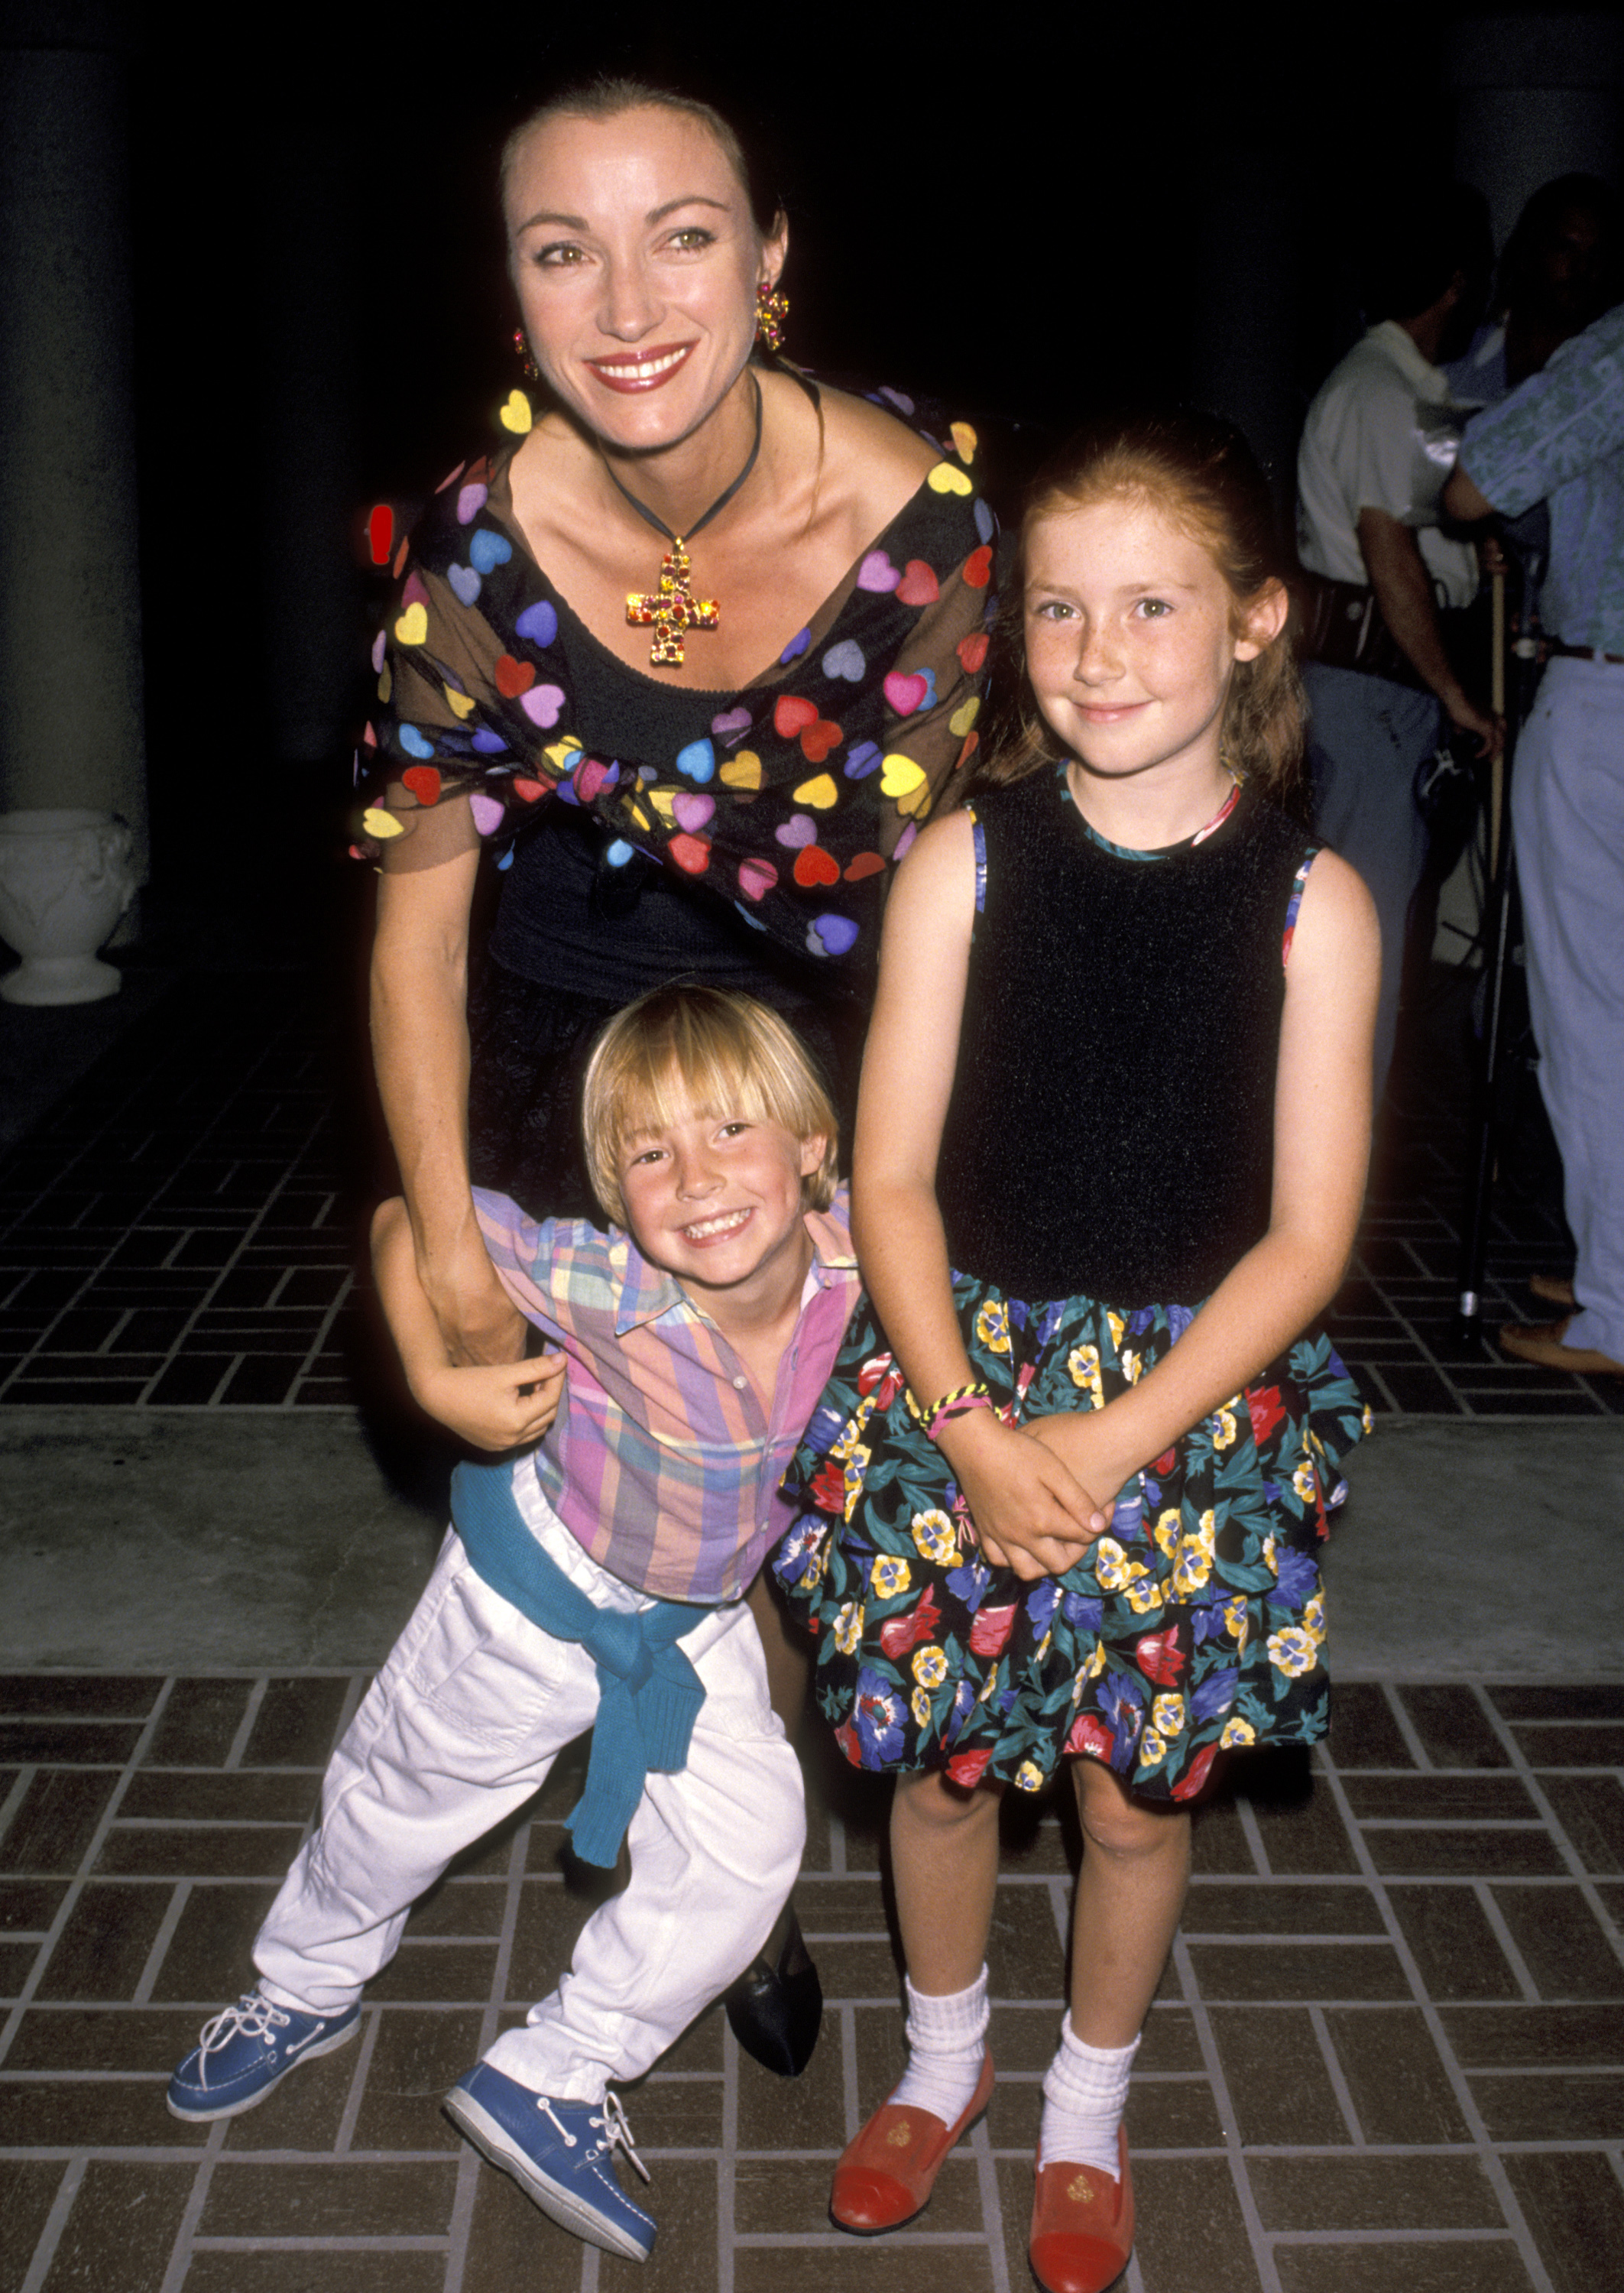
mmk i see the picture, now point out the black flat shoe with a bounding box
[724,1905,822,2077]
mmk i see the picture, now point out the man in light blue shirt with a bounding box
[1447,303,1624,1378]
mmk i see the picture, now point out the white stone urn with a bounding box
[0,809,138,1005]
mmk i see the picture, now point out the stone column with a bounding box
[252,109,361,772]
[0,7,147,882]
[1447,11,1624,250]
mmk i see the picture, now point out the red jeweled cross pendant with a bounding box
[626,540,719,668]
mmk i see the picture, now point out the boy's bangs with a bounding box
[580,986,840,1227]
[614,1043,780,1149]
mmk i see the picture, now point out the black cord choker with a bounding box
[603,373,763,667]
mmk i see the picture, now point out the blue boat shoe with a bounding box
[167,1992,361,2122]
[443,2061,655,2262]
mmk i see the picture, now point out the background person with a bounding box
[1448,172,1623,406]
[1446,306,1624,1381]
[1295,184,1497,1091]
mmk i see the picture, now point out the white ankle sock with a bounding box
[888,1967,989,2126]
[1039,2015,1139,2178]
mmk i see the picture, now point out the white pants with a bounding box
[253,1477,805,2102]
[1513,657,1624,1363]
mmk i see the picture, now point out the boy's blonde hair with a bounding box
[581,986,838,1230]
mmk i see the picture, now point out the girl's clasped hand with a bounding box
[779,407,1379,2293]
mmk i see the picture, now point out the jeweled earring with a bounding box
[754,282,789,355]
[512,326,541,382]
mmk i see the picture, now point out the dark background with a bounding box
[115,2,1467,932]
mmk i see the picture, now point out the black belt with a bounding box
[1547,641,1624,665]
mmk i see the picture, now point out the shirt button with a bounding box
[733,1376,747,1390]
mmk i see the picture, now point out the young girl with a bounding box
[774,409,1379,2293]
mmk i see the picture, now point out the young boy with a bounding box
[166,987,857,2265]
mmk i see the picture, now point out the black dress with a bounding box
[775,774,1371,1805]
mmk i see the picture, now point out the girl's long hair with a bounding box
[977,406,1304,806]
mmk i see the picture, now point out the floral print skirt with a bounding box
[773,1276,1373,1805]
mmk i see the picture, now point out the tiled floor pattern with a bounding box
[0,972,1619,1422]
[1,1672,1620,2292]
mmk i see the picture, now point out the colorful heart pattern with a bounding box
[673,790,715,832]
[519,684,566,728]
[361,398,998,962]
[857,549,901,593]
[773,695,818,740]
[793,846,840,887]
[515,600,559,648]
[896,559,939,606]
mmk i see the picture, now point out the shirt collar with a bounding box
[610,1205,857,1338]
[1366,318,1452,400]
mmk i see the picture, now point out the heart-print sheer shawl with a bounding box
[358,406,999,982]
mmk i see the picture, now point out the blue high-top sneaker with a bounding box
[444,2061,656,2262]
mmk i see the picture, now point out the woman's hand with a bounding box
[419,1229,529,1367]
[935,1411,1110,1582]
[411,1351,566,1453]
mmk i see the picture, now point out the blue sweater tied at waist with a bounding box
[449,1460,709,1868]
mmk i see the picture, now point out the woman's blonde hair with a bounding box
[581,985,838,1230]
[978,407,1304,805]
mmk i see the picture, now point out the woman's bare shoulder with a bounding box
[818,381,941,478]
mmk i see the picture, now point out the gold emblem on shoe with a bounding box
[1068,2175,1095,2203]
[887,2123,912,2147]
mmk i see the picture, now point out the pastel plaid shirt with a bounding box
[474,1185,859,1604]
[1459,303,1624,653]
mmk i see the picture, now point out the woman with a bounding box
[359,76,996,2071]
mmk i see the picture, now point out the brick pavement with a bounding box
[2,1672,1621,2292]
[0,973,1620,1424]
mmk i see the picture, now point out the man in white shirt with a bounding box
[1297,190,1497,1090]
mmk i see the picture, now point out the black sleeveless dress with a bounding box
[774,772,1370,1805]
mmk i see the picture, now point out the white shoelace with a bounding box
[198,1994,290,2059]
[598,2092,650,2184]
[537,2090,650,2185]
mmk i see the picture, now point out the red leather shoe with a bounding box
[828,2053,994,2234]
[1029,2126,1135,2293]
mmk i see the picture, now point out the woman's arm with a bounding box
[371,1198,563,1450]
[370,846,527,1366]
[853,812,1106,1581]
[1026,849,1380,1500]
